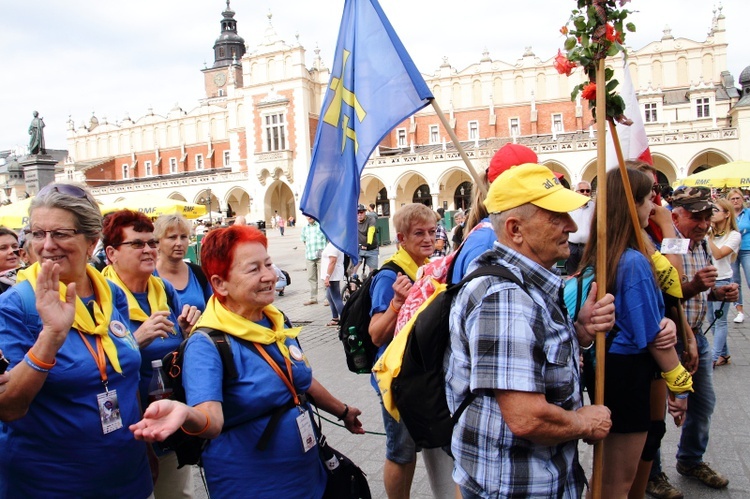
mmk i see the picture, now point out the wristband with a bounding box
[338,404,349,421]
[675,392,689,399]
[182,407,211,436]
[28,349,56,370]
[389,300,400,314]
[24,354,50,373]
[661,364,694,395]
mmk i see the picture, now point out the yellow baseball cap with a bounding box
[485,163,589,213]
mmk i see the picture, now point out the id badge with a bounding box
[296,410,316,453]
[97,389,123,434]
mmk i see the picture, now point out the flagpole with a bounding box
[592,59,607,499]
[430,98,488,196]
[608,119,646,254]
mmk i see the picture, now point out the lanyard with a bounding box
[253,342,301,406]
[78,332,109,390]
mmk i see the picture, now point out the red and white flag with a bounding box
[606,57,652,171]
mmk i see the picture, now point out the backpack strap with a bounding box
[192,327,238,381]
[447,265,529,425]
[186,261,210,292]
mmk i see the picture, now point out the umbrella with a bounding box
[0,197,33,229]
[101,196,207,219]
[677,161,750,189]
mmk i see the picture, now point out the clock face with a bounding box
[214,73,227,87]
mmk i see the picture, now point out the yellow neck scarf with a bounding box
[101,265,170,324]
[196,296,302,359]
[18,263,122,373]
[383,246,426,281]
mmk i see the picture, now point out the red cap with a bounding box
[487,144,538,183]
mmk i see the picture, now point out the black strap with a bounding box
[192,327,238,381]
[187,261,210,291]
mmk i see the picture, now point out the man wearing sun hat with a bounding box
[444,163,615,497]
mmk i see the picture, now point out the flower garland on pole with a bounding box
[555,2,646,498]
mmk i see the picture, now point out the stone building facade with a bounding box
[59,3,747,231]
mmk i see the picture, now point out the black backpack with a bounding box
[391,265,527,449]
[160,328,238,467]
[338,261,403,374]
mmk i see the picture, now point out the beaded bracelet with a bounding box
[181,407,211,436]
[24,353,50,373]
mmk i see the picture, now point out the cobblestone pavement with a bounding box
[194,227,750,498]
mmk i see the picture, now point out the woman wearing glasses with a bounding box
[101,209,200,499]
[0,184,153,497]
[728,189,750,323]
[708,198,741,368]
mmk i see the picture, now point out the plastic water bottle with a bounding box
[147,359,173,403]
[347,327,370,373]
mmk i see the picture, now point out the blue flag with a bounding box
[300,0,433,262]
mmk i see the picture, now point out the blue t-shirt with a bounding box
[737,208,750,251]
[609,249,664,355]
[451,218,497,284]
[126,279,185,411]
[183,321,326,498]
[155,266,213,312]
[0,281,152,499]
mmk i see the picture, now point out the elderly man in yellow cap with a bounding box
[444,163,616,497]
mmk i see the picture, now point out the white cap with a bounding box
[151,359,163,368]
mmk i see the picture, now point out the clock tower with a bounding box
[203,1,245,99]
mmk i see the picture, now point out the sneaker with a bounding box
[646,472,684,499]
[733,312,745,323]
[676,461,728,489]
[303,299,318,306]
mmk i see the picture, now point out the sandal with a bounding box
[325,319,340,327]
[715,355,730,366]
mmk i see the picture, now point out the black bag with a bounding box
[391,265,527,449]
[338,261,403,374]
[161,328,238,467]
[281,269,292,286]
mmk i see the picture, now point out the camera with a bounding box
[0,353,9,375]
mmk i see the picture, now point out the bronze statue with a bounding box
[28,111,46,155]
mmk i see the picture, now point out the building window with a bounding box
[264,113,287,151]
[122,164,129,179]
[552,113,564,133]
[223,150,231,167]
[397,128,407,147]
[218,89,224,97]
[144,160,152,177]
[644,103,658,123]
[169,157,178,174]
[509,118,520,136]
[696,98,710,118]
[219,47,225,59]
[468,121,479,140]
[195,154,204,170]
[429,125,440,144]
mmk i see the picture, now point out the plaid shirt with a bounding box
[431,223,448,258]
[445,243,585,498]
[676,227,711,331]
[300,222,327,261]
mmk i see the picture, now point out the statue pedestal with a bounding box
[19,155,57,195]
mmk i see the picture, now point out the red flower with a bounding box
[553,50,577,76]
[581,82,597,100]
[605,24,622,43]
[560,26,569,35]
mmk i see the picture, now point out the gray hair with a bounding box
[489,203,538,237]
[153,214,191,240]
[30,183,102,243]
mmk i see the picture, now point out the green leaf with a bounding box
[626,22,636,33]
[605,68,614,80]
[607,43,619,57]
[565,37,577,50]
[581,34,590,48]
[575,18,586,31]
[579,56,591,67]
[606,79,619,92]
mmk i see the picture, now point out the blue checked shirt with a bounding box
[300,222,327,261]
[445,242,585,498]
[675,227,711,331]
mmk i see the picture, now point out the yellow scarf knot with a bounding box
[101,266,172,326]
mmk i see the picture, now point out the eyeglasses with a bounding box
[30,228,81,241]
[116,239,158,250]
[37,184,88,199]
[577,189,591,194]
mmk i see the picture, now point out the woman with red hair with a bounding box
[131,225,365,498]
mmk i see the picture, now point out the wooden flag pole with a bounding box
[591,59,608,499]
[430,98,488,196]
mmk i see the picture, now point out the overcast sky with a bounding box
[2,1,747,152]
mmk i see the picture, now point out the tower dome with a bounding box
[212,1,245,68]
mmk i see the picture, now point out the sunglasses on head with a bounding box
[37,184,88,199]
